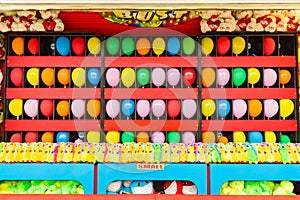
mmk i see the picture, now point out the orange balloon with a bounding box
[57,68,70,87]
[202,68,216,87]
[249,99,262,119]
[41,132,54,142]
[218,136,228,144]
[12,37,24,55]
[87,99,100,118]
[56,100,69,118]
[279,69,291,86]
[136,131,149,143]
[136,38,150,56]
[41,68,54,87]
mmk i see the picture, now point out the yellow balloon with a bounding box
[201,37,214,56]
[248,68,260,87]
[233,131,246,143]
[72,68,86,87]
[232,36,246,55]
[121,67,135,88]
[87,131,100,143]
[202,99,216,119]
[202,131,216,143]
[106,131,120,143]
[26,68,39,87]
[152,37,166,56]
[9,99,23,119]
[87,37,101,55]
[264,131,276,143]
[280,99,294,119]
[87,99,100,118]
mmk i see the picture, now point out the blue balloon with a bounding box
[217,100,230,118]
[87,68,100,87]
[121,99,135,117]
[56,36,70,56]
[56,131,69,142]
[167,37,180,56]
[248,131,263,143]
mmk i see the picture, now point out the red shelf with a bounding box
[6,88,100,99]
[104,88,198,99]
[105,56,198,67]
[202,88,297,99]
[5,120,100,131]
[104,120,198,131]
[202,56,296,68]
[7,56,101,67]
[202,120,298,131]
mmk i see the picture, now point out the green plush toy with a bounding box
[244,181,263,195]
[259,181,274,195]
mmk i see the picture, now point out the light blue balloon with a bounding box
[56,131,69,142]
[248,131,263,143]
[167,37,180,56]
[217,99,230,118]
[87,68,100,87]
[56,36,70,56]
[121,99,135,117]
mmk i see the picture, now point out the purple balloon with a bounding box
[233,99,247,119]
[217,68,230,87]
[167,68,180,87]
[182,132,196,145]
[136,100,150,119]
[182,99,197,119]
[151,99,166,119]
[71,99,85,119]
[106,99,120,119]
[151,68,166,87]
[264,68,277,87]
[106,68,120,87]
[151,131,165,143]
[264,99,279,119]
[24,99,38,119]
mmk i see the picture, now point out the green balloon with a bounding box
[122,37,135,56]
[182,37,195,56]
[167,131,181,143]
[121,131,135,143]
[280,135,290,143]
[106,37,120,56]
[137,68,150,86]
[233,68,246,87]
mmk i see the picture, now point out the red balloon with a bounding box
[25,132,38,142]
[72,37,85,55]
[40,99,53,118]
[264,37,275,56]
[167,99,181,119]
[217,36,230,55]
[10,68,23,87]
[28,38,39,55]
[10,133,22,142]
[182,68,196,86]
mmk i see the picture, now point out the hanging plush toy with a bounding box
[106,180,121,194]
[163,180,183,194]
[130,180,153,194]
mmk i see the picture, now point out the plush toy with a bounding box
[182,181,197,194]
[120,142,132,163]
[273,181,295,195]
[153,143,162,163]
[286,143,300,163]
[161,143,170,163]
[130,180,153,194]
[195,143,206,163]
[244,142,258,164]
[259,181,274,195]
[106,180,121,194]
[153,181,165,194]
[170,143,180,163]
[119,180,132,194]
[135,142,145,163]
[178,143,187,163]
[164,181,182,194]
[94,143,107,163]
[144,142,153,163]
[243,181,263,195]
[187,144,196,163]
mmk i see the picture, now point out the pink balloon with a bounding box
[167,68,180,87]
[71,99,85,119]
[264,68,277,87]
[24,99,38,119]
[151,131,165,143]
[151,100,166,119]
[106,68,120,87]
[137,100,150,119]
[217,68,230,87]
[182,99,197,119]
[151,68,166,87]
[182,132,196,145]
[264,99,279,119]
[233,99,247,119]
[106,99,120,119]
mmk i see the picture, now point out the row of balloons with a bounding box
[202,67,293,88]
[201,36,277,56]
[11,36,197,56]
[10,67,100,88]
[9,131,71,143]
[8,99,100,119]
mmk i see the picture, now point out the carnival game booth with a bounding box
[0,0,300,199]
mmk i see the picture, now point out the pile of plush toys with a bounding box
[0,180,83,194]
[0,10,64,32]
[0,141,300,164]
[221,180,295,195]
[107,180,197,195]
